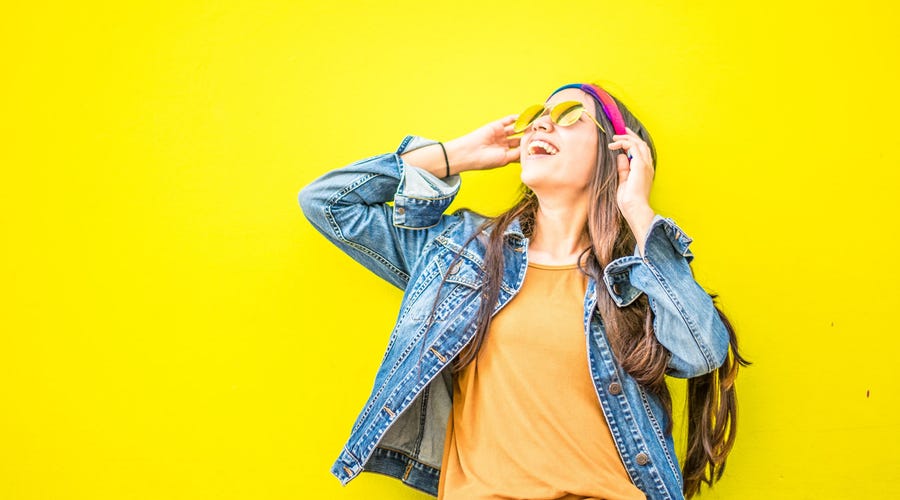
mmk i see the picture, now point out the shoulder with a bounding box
[430,208,522,265]
[418,208,490,254]
[455,207,489,224]
[448,208,490,238]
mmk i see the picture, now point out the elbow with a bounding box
[667,354,717,379]
[695,313,731,375]
[668,354,722,379]
[298,183,337,240]
[705,305,732,371]
[298,183,329,229]
[297,184,317,218]
[666,316,730,379]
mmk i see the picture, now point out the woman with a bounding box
[298,82,747,500]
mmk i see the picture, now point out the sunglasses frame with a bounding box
[514,100,607,134]
[552,83,628,136]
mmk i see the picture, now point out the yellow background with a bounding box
[3,1,899,498]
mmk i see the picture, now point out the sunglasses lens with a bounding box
[514,104,546,133]
[551,101,584,127]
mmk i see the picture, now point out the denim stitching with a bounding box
[356,266,439,428]
[354,283,475,444]
[396,193,457,202]
[640,221,715,373]
[583,310,642,490]
[350,312,437,437]
[638,386,681,485]
[358,316,476,468]
[324,172,410,285]
[643,261,713,373]
[585,306,644,489]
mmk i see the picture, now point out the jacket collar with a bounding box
[503,217,526,239]
[479,216,528,249]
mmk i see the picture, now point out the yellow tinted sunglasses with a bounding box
[513,100,606,134]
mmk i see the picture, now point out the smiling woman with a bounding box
[518,88,603,201]
[298,82,749,500]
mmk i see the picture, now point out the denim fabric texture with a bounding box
[298,135,730,499]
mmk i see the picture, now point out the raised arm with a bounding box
[602,217,730,378]
[604,127,729,377]
[298,115,521,289]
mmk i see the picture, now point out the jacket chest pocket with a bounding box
[439,253,484,291]
[402,252,484,326]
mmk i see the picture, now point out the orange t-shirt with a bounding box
[437,262,645,500]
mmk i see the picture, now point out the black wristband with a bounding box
[438,142,450,178]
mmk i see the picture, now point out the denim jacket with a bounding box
[298,135,730,499]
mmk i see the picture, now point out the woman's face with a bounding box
[519,88,600,196]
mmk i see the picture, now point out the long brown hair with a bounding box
[428,88,749,497]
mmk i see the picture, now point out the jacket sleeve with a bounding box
[601,215,730,378]
[298,135,463,290]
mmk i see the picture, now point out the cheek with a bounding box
[571,141,599,182]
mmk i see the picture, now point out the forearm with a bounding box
[623,204,656,258]
[603,215,730,377]
[299,136,464,289]
[399,137,477,178]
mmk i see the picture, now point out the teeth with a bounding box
[528,140,558,156]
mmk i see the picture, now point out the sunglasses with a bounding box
[513,100,606,134]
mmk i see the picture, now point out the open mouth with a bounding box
[527,139,559,156]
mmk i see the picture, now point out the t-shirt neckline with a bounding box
[527,262,580,270]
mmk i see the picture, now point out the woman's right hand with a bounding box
[445,114,521,173]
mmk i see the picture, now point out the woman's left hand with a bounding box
[608,127,655,218]
[608,127,656,255]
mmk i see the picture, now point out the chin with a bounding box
[520,157,555,185]
[519,162,535,183]
[519,167,546,191]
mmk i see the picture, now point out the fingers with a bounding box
[506,146,521,164]
[608,127,653,167]
[501,114,518,125]
[615,149,630,185]
[626,127,652,163]
[607,140,638,162]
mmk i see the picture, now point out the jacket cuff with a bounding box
[602,215,694,306]
[391,135,461,229]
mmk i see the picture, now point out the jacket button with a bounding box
[396,207,405,215]
[608,382,622,395]
[635,452,650,466]
[612,283,622,295]
[449,263,460,275]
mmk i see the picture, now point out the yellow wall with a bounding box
[3,1,898,498]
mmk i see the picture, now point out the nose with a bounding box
[531,112,553,132]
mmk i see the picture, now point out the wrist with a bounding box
[622,205,655,256]
[622,202,653,221]
[444,137,477,174]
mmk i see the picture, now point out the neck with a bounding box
[528,192,590,265]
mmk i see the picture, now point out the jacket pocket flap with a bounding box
[438,255,483,290]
